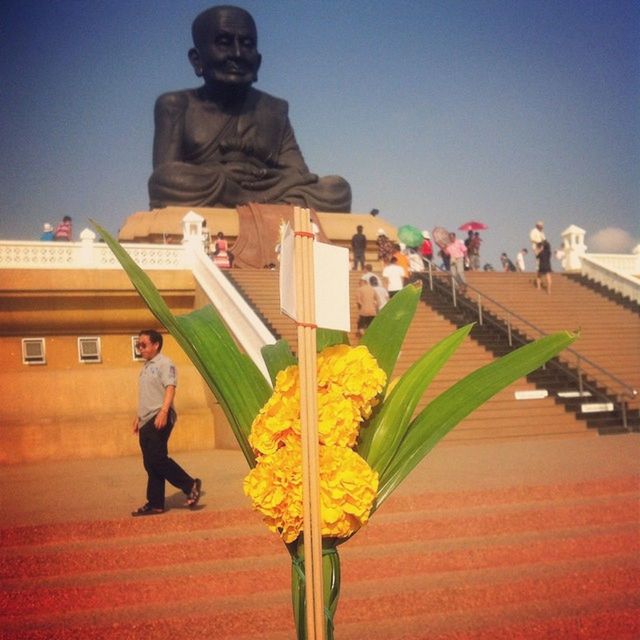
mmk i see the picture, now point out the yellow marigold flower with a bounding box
[243,444,378,543]
[249,389,301,456]
[249,344,386,456]
[275,364,299,395]
[243,445,304,542]
[317,387,361,447]
[318,446,378,538]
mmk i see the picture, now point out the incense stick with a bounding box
[294,206,325,639]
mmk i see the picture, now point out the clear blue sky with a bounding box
[1,0,638,267]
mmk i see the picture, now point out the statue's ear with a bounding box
[253,53,262,82]
[188,48,203,77]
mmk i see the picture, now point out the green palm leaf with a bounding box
[316,328,350,352]
[358,324,473,473]
[262,339,296,384]
[360,284,421,383]
[92,221,271,467]
[375,330,577,507]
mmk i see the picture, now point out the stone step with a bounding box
[2,473,637,639]
[227,270,590,440]
[2,541,637,639]
[8,527,635,617]
[2,486,635,582]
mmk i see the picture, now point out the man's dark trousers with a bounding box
[138,410,193,509]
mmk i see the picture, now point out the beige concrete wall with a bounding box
[0,334,221,464]
[0,269,195,335]
[1,210,400,463]
[0,270,229,464]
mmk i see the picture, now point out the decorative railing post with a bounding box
[79,228,97,268]
[620,400,628,432]
[181,211,206,269]
[181,210,205,249]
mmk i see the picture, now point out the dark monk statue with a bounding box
[148,5,351,212]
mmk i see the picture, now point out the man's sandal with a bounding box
[187,478,202,508]
[131,503,164,517]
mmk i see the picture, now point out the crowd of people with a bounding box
[34,214,551,349]
[353,217,554,334]
[40,216,73,241]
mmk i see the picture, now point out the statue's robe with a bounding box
[148,87,351,212]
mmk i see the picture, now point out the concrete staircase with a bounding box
[457,272,640,429]
[415,275,638,434]
[227,270,593,441]
[462,272,639,396]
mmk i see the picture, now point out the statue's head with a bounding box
[189,5,262,89]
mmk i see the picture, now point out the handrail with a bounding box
[419,259,638,404]
[185,242,276,383]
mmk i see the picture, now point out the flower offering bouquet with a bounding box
[94,220,575,639]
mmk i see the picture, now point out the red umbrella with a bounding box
[458,220,488,231]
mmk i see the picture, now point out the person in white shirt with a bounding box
[360,263,378,284]
[407,248,425,273]
[382,257,406,297]
[516,248,528,272]
[529,221,545,249]
[369,276,389,310]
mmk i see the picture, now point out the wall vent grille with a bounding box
[22,338,46,365]
[78,337,101,363]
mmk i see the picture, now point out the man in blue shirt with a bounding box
[40,223,54,241]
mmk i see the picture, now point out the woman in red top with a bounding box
[212,231,232,268]
[54,216,72,241]
[420,230,433,264]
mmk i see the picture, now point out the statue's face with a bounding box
[190,8,261,87]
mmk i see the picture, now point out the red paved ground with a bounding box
[1,434,638,639]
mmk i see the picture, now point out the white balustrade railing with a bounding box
[582,253,640,274]
[189,244,275,382]
[580,253,640,303]
[0,239,189,271]
[0,232,276,382]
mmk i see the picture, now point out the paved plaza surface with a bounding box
[2,432,638,527]
[1,431,639,640]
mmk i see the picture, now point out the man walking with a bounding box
[132,329,201,516]
[382,256,406,297]
[356,278,378,336]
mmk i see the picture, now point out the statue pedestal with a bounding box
[118,206,238,244]
[118,205,397,270]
